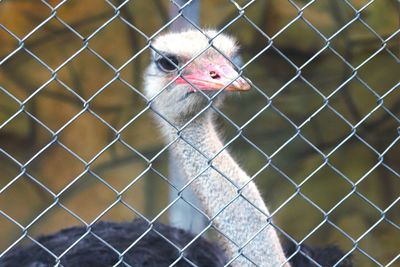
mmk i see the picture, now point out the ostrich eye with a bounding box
[156,55,179,72]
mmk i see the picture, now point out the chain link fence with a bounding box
[0,0,399,266]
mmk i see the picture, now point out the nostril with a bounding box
[209,71,220,79]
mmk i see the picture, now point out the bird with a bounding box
[0,29,352,267]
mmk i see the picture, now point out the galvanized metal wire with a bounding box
[0,0,399,266]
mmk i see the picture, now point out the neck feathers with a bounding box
[157,112,290,267]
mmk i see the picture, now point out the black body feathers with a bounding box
[1,219,351,267]
[1,219,226,267]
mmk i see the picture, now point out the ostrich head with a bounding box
[143,30,250,123]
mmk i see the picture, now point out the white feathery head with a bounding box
[151,29,239,59]
[143,29,250,124]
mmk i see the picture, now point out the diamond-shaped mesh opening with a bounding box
[301,0,357,37]
[0,49,52,101]
[254,165,297,211]
[91,141,150,192]
[119,109,165,158]
[301,106,353,154]
[356,107,399,154]
[218,11,268,49]
[0,112,53,163]
[28,205,84,238]
[302,48,354,96]
[273,19,326,67]
[358,49,399,96]
[348,249,382,267]
[59,111,115,161]
[242,106,297,156]
[217,90,264,127]
[89,17,148,68]
[120,1,170,36]
[59,172,117,223]
[329,78,379,125]
[288,221,355,266]
[228,1,271,39]
[248,1,299,37]
[329,135,380,183]
[56,0,115,37]
[245,46,298,97]
[301,165,353,211]
[0,1,50,38]
[90,79,147,129]
[330,193,382,239]
[272,136,323,184]
[24,80,83,131]
[273,78,325,126]
[331,18,384,67]
[23,18,83,70]
[277,194,325,240]
[0,175,54,225]
[356,0,399,37]
[193,5,236,34]
[120,174,151,220]
[358,220,400,266]
[56,48,116,99]
[305,221,354,250]
[26,143,85,193]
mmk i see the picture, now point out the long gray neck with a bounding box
[158,112,290,267]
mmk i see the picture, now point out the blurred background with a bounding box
[0,0,398,266]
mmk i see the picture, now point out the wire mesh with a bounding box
[0,0,399,266]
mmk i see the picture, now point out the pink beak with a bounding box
[175,61,251,92]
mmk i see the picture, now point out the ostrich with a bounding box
[0,30,352,267]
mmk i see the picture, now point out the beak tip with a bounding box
[242,81,251,91]
[233,78,251,91]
